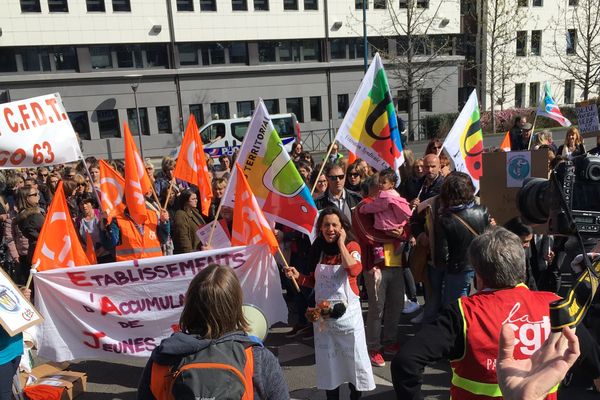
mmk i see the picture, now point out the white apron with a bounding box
[313,258,375,391]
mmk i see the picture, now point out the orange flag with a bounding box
[32,181,90,271]
[123,123,149,225]
[347,150,357,166]
[85,231,98,265]
[98,159,125,222]
[500,130,511,152]
[231,164,279,254]
[173,115,213,216]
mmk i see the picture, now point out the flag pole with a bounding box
[206,199,224,247]
[24,269,34,290]
[162,178,175,210]
[311,142,337,195]
[276,246,301,292]
[79,155,104,213]
[528,113,538,150]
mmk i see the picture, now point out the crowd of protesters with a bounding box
[2,119,600,399]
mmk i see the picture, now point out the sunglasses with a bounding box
[348,172,360,177]
[41,173,48,177]
[27,192,39,197]
[328,174,345,180]
[78,183,86,187]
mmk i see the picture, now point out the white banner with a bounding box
[33,245,288,362]
[0,93,82,168]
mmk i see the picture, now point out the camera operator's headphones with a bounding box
[547,170,600,332]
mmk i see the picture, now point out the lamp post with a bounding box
[125,74,145,159]
[362,0,368,73]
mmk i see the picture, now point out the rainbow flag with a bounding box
[441,90,484,191]
[537,82,572,127]
[222,99,318,240]
[336,53,404,172]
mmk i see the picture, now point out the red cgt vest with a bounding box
[450,285,560,400]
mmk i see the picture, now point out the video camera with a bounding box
[517,154,600,237]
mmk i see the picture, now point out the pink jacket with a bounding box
[359,189,412,231]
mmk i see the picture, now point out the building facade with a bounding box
[0,0,463,158]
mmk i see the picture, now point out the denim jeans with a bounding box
[443,270,475,306]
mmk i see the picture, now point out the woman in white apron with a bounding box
[286,207,375,400]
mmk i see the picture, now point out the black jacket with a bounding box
[509,126,527,151]
[436,205,490,273]
[314,189,362,222]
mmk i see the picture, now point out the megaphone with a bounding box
[242,304,269,341]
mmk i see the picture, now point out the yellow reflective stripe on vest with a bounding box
[452,370,503,397]
[452,370,560,397]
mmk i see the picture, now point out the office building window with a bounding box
[567,29,577,54]
[397,90,409,112]
[200,0,217,11]
[518,0,527,5]
[258,42,277,62]
[211,103,230,119]
[86,0,105,11]
[20,48,51,72]
[156,107,172,134]
[20,0,41,12]
[286,98,304,122]
[177,0,194,10]
[284,0,298,9]
[264,99,280,114]
[531,30,542,56]
[303,40,320,61]
[53,47,78,70]
[304,0,318,9]
[232,0,248,10]
[254,0,269,10]
[529,82,540,107]
[189,104,204,126]
[237,101,254,117]
[419,88,433,111]
[337,94,349,119]
[229,42,248,63]
[516,31,527,56]
[355,0,368,9]
[145,44,168,67]
[568,0,577,4]
[200,43,225,65]
[127,108,150,136]
[399,0,407,8]
[416,0,428,7]
[97,110,120,138]
[515,83,525,108]
[68,112,91,140]
[532,0,542,5]
[0,49,18,73]
[90,46,113,69]
[112,0,131,11]
[279,42,300,62]
[310,97,322,121]
[48,0,69,12]
[564,79,575,104]
[374,0,386,8]
[179,44,199,65]
[115,45,143,68]
[331,39,347,59]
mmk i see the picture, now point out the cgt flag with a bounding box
[335,53,404,173]
[32,181,90,271]
[222,99,318,240]
[441,90,484,191]
[231,163,279,254]
[98,159,125,223]
[537,82,572,127]
[173,115,213,216]
[123,123,150,225]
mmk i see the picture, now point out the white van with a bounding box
[199,113,301,160]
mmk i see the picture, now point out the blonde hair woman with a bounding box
[557,127,585,159]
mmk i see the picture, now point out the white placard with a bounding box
[575,100,600,135]
[506,151,532,188]
[0,269,43,336]
[0,93,82,168]
[196,219,232,249]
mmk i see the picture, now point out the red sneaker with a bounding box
[369,350,385,367]
[383,343,401,355]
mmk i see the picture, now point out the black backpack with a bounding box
[168,333,258,400]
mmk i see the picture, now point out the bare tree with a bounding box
[481,0,524,133]
[546,0,600,100]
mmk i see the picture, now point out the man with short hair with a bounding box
[314,162,362,223]
[391,227,600,399]
[409,154,443,209]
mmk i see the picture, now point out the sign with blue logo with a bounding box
[506,151,531,188]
